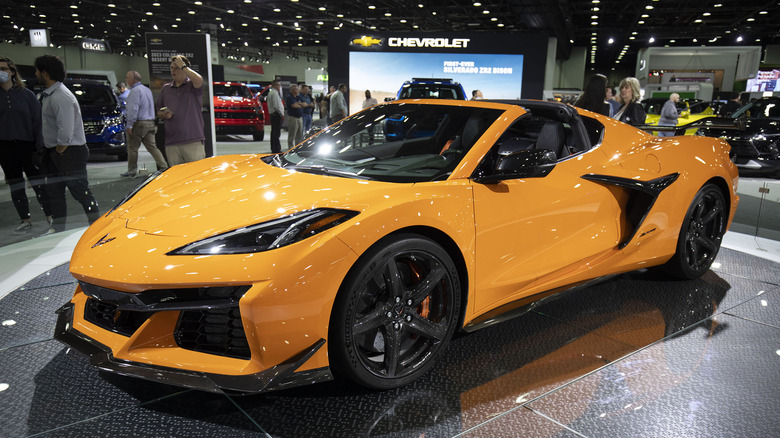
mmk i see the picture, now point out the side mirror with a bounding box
[474,149,557,183]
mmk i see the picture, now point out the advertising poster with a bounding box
[145,33,216,157]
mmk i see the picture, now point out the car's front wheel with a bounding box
[329,234,461,390]
[663,183,726,279]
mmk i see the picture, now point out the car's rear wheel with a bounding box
[253,130,265,141]
[663,183,726,279]
[330,234,461,390]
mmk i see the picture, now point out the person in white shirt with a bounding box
[267,79,284,153]
[34,54,99,234]
[122,70,168,176]
[362,90,378,109]
[329,83,348,122]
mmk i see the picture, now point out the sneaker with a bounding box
[14,222,33,233]
[37,228,57,238]
[120,171,138,177]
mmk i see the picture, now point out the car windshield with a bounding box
[400,85,463,100]
[66,83,118,107]
[269,103,502,183]
[732,99,780,119]
[214,84,254,99]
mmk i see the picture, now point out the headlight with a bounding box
[106,169,167,216]
[104,115,123,128]
[169,208,358,255]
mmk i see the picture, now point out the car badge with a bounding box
[351,36,382,48]
[92,233,116,248]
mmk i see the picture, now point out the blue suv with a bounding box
[395,78,467,100]
[64,80,127,160]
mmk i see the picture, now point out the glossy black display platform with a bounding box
[1,248,778,437]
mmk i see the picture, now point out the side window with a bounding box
[493,116,570,160]
[579,116,605,148]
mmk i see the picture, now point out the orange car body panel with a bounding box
[65,99,739,380]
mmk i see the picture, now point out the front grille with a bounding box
[175,307,251,359]
[83,120,103,135]
[174,286,251,359]
[84,298,152,336]
[215,111,257,120]
[728,139,758,158]
[79,281,251,359]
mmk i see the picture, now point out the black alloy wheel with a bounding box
[330,234,461,390]
[665,183,726,279]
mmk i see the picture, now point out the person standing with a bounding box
[0,56,52,233]
[266,79,284,153]
[116,81,129,115]
[719,92,742,117]
[323,85,336,124]
[299,84,316,135]
[574,73,611,116]
[34,54,99,234]
[613,77,646,126]
[362,90,378,110]
[329,83,348,123]
[157,55,205,166]
[471,90,483,100]
[658,93,680,137]
[606,86,621,116]
[122,70,168,176]
[285,83,305,149]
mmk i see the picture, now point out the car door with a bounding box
[471,116,622,313]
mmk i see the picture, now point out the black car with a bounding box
[392,78,467,101]
[696,97,780,178]
[64,80,127,160]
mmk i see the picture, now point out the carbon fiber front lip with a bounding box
[54,302,332,394]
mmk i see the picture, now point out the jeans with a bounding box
[302,113,313,136]
[270,113,283,153]
[0,140,50,221]
[42,145,100,231]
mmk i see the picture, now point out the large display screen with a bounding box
[348,52,524,111]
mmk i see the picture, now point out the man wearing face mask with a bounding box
[0,56,52,233]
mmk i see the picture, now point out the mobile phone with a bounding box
[160,107,169,112]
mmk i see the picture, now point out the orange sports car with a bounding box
[55,99,739,394]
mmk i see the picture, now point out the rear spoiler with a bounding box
[635,116,747,136]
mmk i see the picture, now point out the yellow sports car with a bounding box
[644,98,715,135]
[55,99,739,394]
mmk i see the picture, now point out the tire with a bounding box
[253,130,265,141]
[663,183,726,279]
[329,234,461,390]
[116,153,128,161]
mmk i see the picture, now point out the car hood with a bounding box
[701,117,779,139]
[81,106,120,118]
[117,155,398,239]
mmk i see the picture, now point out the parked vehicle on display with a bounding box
[643,98,715,136]
[695,97,780,178]
[55,98,739,394]
[212,82,265,141]
[64,79,127,160]
[389,78,467,101]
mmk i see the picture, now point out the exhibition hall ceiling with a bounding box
[2,0,779,71]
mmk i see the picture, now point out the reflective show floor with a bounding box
[1,247,779,437]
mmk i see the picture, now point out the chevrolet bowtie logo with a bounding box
[351,36,382,47]
[92,233,116,248]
